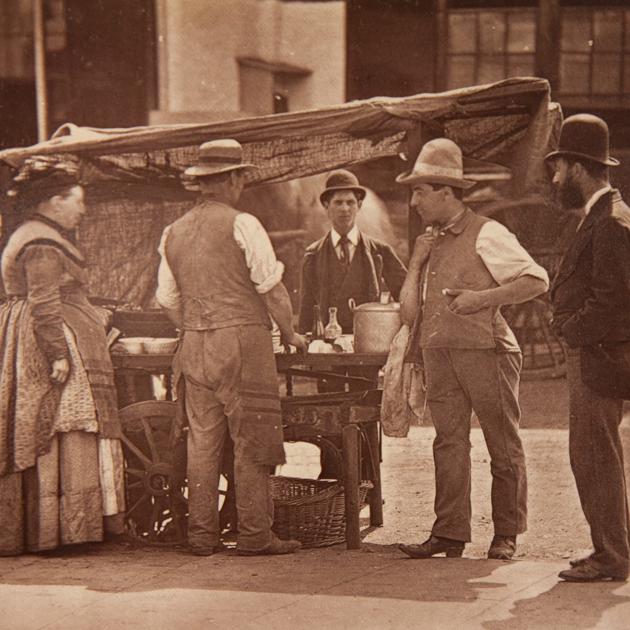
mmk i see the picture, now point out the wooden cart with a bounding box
[111,351,387,550]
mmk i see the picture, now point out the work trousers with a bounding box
[423,348,527,542]
[566,348,630,578]
[181,329,274,553]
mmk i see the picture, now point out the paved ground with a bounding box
[2,543,630,630]
[2,379,630,629]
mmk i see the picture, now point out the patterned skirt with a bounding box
[0,314,125,556]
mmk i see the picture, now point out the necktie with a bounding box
[339,235,351,267]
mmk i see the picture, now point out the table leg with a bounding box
[165,371,173,401]
[285,372,293,396]
[342,423,361,549]
[124,372,138,405]
[365,421,383,527]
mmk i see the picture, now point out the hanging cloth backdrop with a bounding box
[0,78,561,306]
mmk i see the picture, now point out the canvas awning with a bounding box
[0,77,559,195]
[0,77,561,307]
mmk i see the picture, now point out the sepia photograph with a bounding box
[0,1,629,628]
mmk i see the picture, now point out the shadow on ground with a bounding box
[483,579,630,630]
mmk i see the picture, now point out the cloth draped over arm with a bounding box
[380,324,425,437]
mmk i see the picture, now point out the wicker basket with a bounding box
[270,475,372,548]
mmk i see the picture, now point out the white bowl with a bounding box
[142,337,178,354]
[115,338,145,354]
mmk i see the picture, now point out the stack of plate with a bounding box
[113,337,178,354]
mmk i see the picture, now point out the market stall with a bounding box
[0,77,562,548]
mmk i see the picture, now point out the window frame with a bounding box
[446,7,537,90]
[558,6,630,97]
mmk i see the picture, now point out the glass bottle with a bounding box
[324,306,342,342]
[312,304,325,340]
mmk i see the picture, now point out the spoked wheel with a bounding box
[120,401,188,545]
[503,297,567,380]
[119,400,236,545]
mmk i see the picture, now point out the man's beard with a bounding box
[557,176,586,212]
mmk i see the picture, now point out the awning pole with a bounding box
[33,0,48,141]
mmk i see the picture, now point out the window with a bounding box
[559,7,630,96]
[0,0,68,147]
[273,92,289,114]
[238,57,310,115]
[0,0,67,80]
[446,9,536,90]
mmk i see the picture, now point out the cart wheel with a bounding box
[503,297,567,380]
[119,401,188,545]
[119,400,235,545]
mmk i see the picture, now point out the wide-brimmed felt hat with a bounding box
[544,113,619,167]
[184,139,258,177]
[319,170,367,205]
[396,138,475,189]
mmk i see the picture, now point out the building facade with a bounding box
[348,0,630,144]
[0,0,346,148]
[153,0,345,123]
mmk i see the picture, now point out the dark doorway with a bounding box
[0,0,157,150]
[0,81,38,150]
[63,0,157,129]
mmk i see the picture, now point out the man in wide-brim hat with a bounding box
[546,114,630,583]
[183,138,258,178]
[396,138,549,562]
[156,138,306,557]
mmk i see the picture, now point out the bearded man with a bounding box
[546,114,630,583]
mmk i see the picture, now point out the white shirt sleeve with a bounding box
[233,213,285,294]
[155,225,182,311]
[476,221,549,288]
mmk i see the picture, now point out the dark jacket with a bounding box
[298,231,407,333]
[551,189,630,398]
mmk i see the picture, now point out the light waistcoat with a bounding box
[420,210,519,351]
[164,201,271,331]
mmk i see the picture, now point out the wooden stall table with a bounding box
[111,350,387,549]
[276,352,386,549]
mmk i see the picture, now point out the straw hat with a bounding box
[544,113,619,167]
[319,170,367,205]
[396,138,475,189]
[184,139,257,177]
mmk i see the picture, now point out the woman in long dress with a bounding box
[0,158,125,555]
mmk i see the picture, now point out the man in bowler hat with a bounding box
[298,170,407,335]
[546,114,630,582]
[396,138,549,561]
[298,170,407,478]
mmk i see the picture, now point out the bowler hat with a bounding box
[396,138,475,188]
[544,114,619,166]
[184,139,257,177]
[319,170,367,205]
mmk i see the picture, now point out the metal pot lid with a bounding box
[353,301,400,312]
